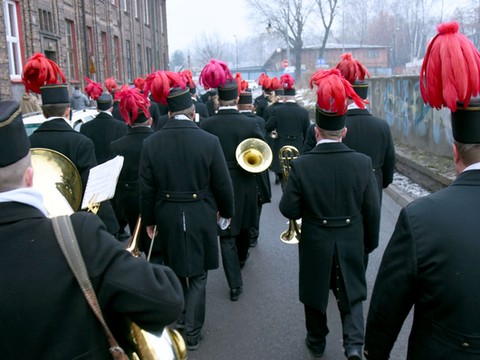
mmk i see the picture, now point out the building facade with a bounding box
[0,0,169,101]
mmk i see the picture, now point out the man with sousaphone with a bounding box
[0,99,185,359]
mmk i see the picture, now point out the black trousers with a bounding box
[178,272,208,342]
[305,254,364,354]
[219,236,243,289]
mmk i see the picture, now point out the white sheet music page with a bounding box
[81,155,124,209]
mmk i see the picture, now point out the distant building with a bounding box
[264,44,391,79]
[0,0,168,101]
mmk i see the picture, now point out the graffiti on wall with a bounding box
[370,75,452,156]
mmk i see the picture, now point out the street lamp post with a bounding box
[234,35,238,71]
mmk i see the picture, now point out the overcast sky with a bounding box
[166,0,256,53]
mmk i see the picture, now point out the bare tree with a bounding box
[247,0,315,80]
[314,0,340,60]
[192,32,227,67]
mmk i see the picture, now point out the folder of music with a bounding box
[81,155,124,210]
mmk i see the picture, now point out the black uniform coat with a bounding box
[343,108,395,199]
[80,111,127,164]
[0,201,183,359]
[201,109,265,235]
[110,125,154,247]
[139,119,234,277]
[265,101,311,173]
[365,170,480,360]
[29,118,120,234]
[254,94,268,118]
[279,142,380,311]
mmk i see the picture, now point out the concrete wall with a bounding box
[369,75,453,157]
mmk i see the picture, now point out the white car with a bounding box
[23,108,98,135]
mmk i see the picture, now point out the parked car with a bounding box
[23,108,98,135]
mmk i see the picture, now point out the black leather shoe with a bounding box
[305,338,324,357]
[186,332,204,351]
[230,287,243,301]
[346,348,362,360]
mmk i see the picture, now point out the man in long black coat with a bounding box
[265,87,311,184]
[29,85,119,235]
[80,93,127,165]
[140,87,234,350]
[280,73,380,359]
[110,109,154,256]
[238,91,272,247]
[365,22,480,360]
[201,80,265,301]
[0,100,184,359]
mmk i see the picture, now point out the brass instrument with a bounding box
[278,145,301,244]
[32,148,185,360]
[31,148,82,217]
[126,216,188,360]
[235,138,273,173]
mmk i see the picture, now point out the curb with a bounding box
[384,183,416,208]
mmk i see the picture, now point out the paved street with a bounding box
[185,172,412,360]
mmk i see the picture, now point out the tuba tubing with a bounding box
[279,145,301,244]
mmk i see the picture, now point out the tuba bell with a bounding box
[235,138,273,173]
[31,148,83,217]
[126,216,188,360]
[278,145,301,244]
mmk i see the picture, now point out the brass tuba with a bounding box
[278,145,301,244]
[126,216,188,360]
[31,149,186,360]
[235,138,273,173]
[31,148,83,217]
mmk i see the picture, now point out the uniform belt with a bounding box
[159,188,210,202]
[303,212,361,227]
[418,312,480,353]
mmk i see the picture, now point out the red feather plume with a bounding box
[335,52,370,84]
[235,72,249,94]
[133,77,146,91]
[179,69,196,89]
[199,59,233,90]
[280,74,295,90]
[270,77,281,90]
[310,69,367,114]
[420,21,480,111]
[144,70,186,105]
[84,77,103,101]
[104,77,118,94]
[115,87,151,125]
[22,52,66,94]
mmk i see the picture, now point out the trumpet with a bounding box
[279,145,301,244]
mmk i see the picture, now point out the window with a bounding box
[65,20,78,80]
[144,0,150,25]
[133,0,138,18]
[102,32,110,78]
[4,0,22,79]
[38,9,55,33]
[86,26,94,55]
[368,49,379,58]
[137,44,142,76]
[122,0,127,11]
[146,47,152,74]
[159,3,164,34]
[126,40,132,83]
[114,36,122,81]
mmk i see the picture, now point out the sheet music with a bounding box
[81,156,124,209]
